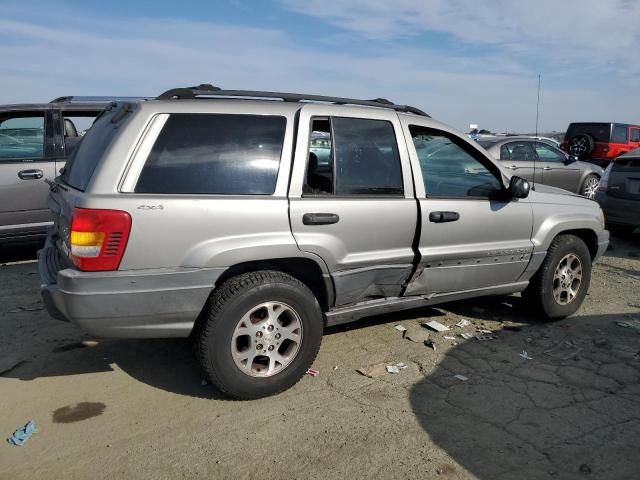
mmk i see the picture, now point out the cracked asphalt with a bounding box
[1,232,639,480]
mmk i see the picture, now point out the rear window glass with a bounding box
[564,123,611,143]
[60,106,126,191]
[613,157,640,171]
[135,114,286,195]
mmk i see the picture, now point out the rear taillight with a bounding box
[70,208,132,271]
[597,163,613,193]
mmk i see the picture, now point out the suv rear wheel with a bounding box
[197,270,323,399]
[523,234,592,319]
[569,134,595,160]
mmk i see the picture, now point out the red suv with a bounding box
[561,122,640,165]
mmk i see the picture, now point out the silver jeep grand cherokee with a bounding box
[39,85,609,399]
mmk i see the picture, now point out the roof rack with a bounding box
[156,84,430,117]
[49,96,151,104]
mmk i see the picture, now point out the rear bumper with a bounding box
[39,247,224,338]
[595,193,640,227]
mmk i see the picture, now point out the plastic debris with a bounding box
[617,319,640,331]
[357,363,387,378]
[455,319,470,328]
[475,334,496,341]
[453,374,468,381]
[6,420,38,446]
[476,329,493,334]
[424,339,437,351]
[422,320,449,332]
[386,365,400,374]
[460,333,474,340]
[306,368,319,377]
[443,336,456,340]
[394,362,408,370]
[520,351,533,360]
[394,325,407,332]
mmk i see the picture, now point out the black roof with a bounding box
[157,84,430,117]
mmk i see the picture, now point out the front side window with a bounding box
[303,117,403,196]
[410,126,502,198]
[0,114,45,160]
[136,114,286,195]
[501,142,536,161]
[534,142,566,163]
[612,126,628,143]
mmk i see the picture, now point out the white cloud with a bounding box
[0,4,638,132]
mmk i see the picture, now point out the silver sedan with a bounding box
[478,136,603,198]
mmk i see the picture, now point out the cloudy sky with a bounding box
[1,0,639,132]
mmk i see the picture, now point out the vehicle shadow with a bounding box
[0,241,42,264]
[408,306,640,479]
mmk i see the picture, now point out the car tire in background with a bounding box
[569,134,595,160]
[197,270,323,400]
[580,174,600,199]
[522,234,592,319]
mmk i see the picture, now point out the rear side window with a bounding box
[61,105,128,191]
[612,126,628,143]
[136,114,286,195]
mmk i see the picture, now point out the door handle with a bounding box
[543,166,552,171]
[302,213,340,225]
[18,169,44,180]
[507,165,518,170]
[429,211,460,223]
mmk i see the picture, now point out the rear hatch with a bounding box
[42,103,135,276]
[608,156,640,200]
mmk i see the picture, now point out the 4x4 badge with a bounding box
[136,205,164,210]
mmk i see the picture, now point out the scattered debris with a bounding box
[520,351,533,360]
[81,340,99,347]
[357,363,388,378]
[394,362,408,370]
[443,335,456,340]
[475,334,497,341]
[422,320,449,332]
[6,420,38,446]
[476,328,493,334]
[460,333,474,340]
[453,374,468,381]
[305,368,319,377]
[455,319,470,328]
[424,339,437,351]
[617,319,640,331]
[333,365,338,371]
[404,325,430,343]
[386,365,400,374]
[394,325,407,333]
[472,306,486,314]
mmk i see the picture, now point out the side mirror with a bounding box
[509,175,530,199]
[565,154,578,164]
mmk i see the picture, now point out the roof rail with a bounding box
[49,96,151,104]
[156,84,430,117]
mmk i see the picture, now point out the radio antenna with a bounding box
[533,74,542,189]
[535,74,541,138]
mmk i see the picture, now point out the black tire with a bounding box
[580,174,600,199]
[197,270,323,400]
[569,134,595,160]
[522,235,592,319]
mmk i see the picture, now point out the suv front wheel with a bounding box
[523,234,592,319]
[197,270,323,399]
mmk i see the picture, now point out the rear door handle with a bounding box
[18,169,44,180]
[303,213,340,225]
[543,166,552,171]
[429,211,460,223]
[507,165,518,170]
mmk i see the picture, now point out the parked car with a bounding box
[39,85,609,399]
[478,136,603,198]
[560,122,640,165]
[0,97,143,244]
[595,148,640,235]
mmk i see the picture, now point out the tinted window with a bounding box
[61,106,128,191]
[136,114,286,195]
[630,129,640,142]
[612,126,628,143]
[613,157,640,172]
[565,123,611,143]
[501,142,536,161]
[303,117,403,196]
[411,127,502,198]
[0,114,44,160]
[534,142,566,162]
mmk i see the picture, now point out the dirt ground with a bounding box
[1,232,639,480]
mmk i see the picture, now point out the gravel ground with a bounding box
[1,233,639,480]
